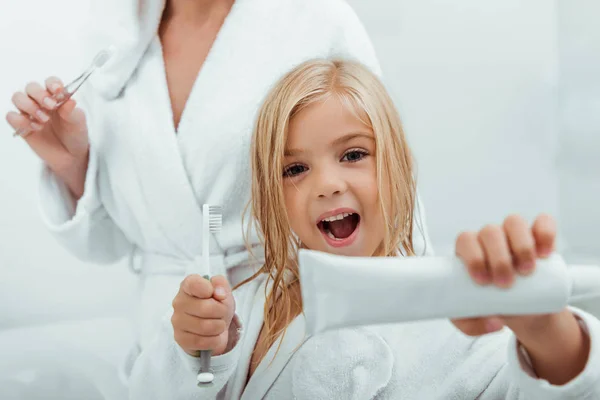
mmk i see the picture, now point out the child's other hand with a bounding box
[451,214,557,336]
[171,274,235,356]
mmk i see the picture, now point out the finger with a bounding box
[45,76,67,102]
[532,214,556,258]
[173,330,222,352]
[171,313,226,336]
[25,82,57,111]
[179,297,229,319]
[6,111,42,135]
[455,231,490,285]
[11,92,51,124]
[21,124,69,160]
[56,99,77,121]
[503,214,536,275]
[210,275,231,301]
[180,274,213,299]
[479,225,514,288]
[453,317,505,336]
[7,111,70,162]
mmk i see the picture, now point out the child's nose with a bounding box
[314,169,347,198]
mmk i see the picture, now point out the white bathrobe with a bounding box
[129,273,600,400]
[38,0,433,355]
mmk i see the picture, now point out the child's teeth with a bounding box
[322,212,355,222]
[327,231,340,241]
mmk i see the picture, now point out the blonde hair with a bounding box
[238,59,417,363]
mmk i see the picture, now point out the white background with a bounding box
[0,0,599,398]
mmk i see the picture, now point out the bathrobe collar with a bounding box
[87,0,166,99]
[89,0,251,100]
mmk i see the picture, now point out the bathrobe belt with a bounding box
[128,247,227,278]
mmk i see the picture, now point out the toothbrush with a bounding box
[14,45,116,137]
[197,204,223,387]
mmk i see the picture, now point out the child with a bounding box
[129,59,600,399]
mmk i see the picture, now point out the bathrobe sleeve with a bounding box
[129,311,244,400]
[480,307,600,399]
[38,88,132,264]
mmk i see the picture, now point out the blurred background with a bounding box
[0,0,599,398]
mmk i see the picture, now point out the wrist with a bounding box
[511,310,589,384]
[510,309,574,348]
[51,151,89,200]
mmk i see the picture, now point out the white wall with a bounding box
[557,0,600,265]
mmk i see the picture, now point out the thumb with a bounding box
[452,316,505,336]
[56,99,77,120]
[57,101,87,129]
[210,275,231,302]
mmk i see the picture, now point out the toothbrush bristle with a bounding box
[93,46,116,68]
[207,205,222,233]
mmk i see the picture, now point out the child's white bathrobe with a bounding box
[38,0,432,354]
[130,274,600,400]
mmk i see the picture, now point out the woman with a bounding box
[5,0,433,378]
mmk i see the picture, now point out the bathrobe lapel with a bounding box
[227,277,308,400]
[241,316,307,399]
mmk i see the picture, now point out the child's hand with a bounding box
[171,275,235,356]
[451,214,557,336]
[451,213,590,385]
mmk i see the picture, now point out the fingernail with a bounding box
[36,110,49,122]
[485,318,504,333]
[474,272,491,285]
[495,274,513,287]
[519,261,535,274]
[43,97,57,109]
[14,127,29,137]
[214,287,226,298]
[31,122,43,131]
[50,83,61,93]
[538,247,552,257]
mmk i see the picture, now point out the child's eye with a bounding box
[283,163,307,177]
[341,149,368,163]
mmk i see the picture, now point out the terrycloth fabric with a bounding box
[37,0,433,351]
[129,273,600,399]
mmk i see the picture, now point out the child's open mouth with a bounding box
[317,211,361,247]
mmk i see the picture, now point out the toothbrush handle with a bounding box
[199,274,213,374]
[199,349,213,372]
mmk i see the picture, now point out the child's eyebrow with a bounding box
[332,132,374,146]
[284,132,373,156]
